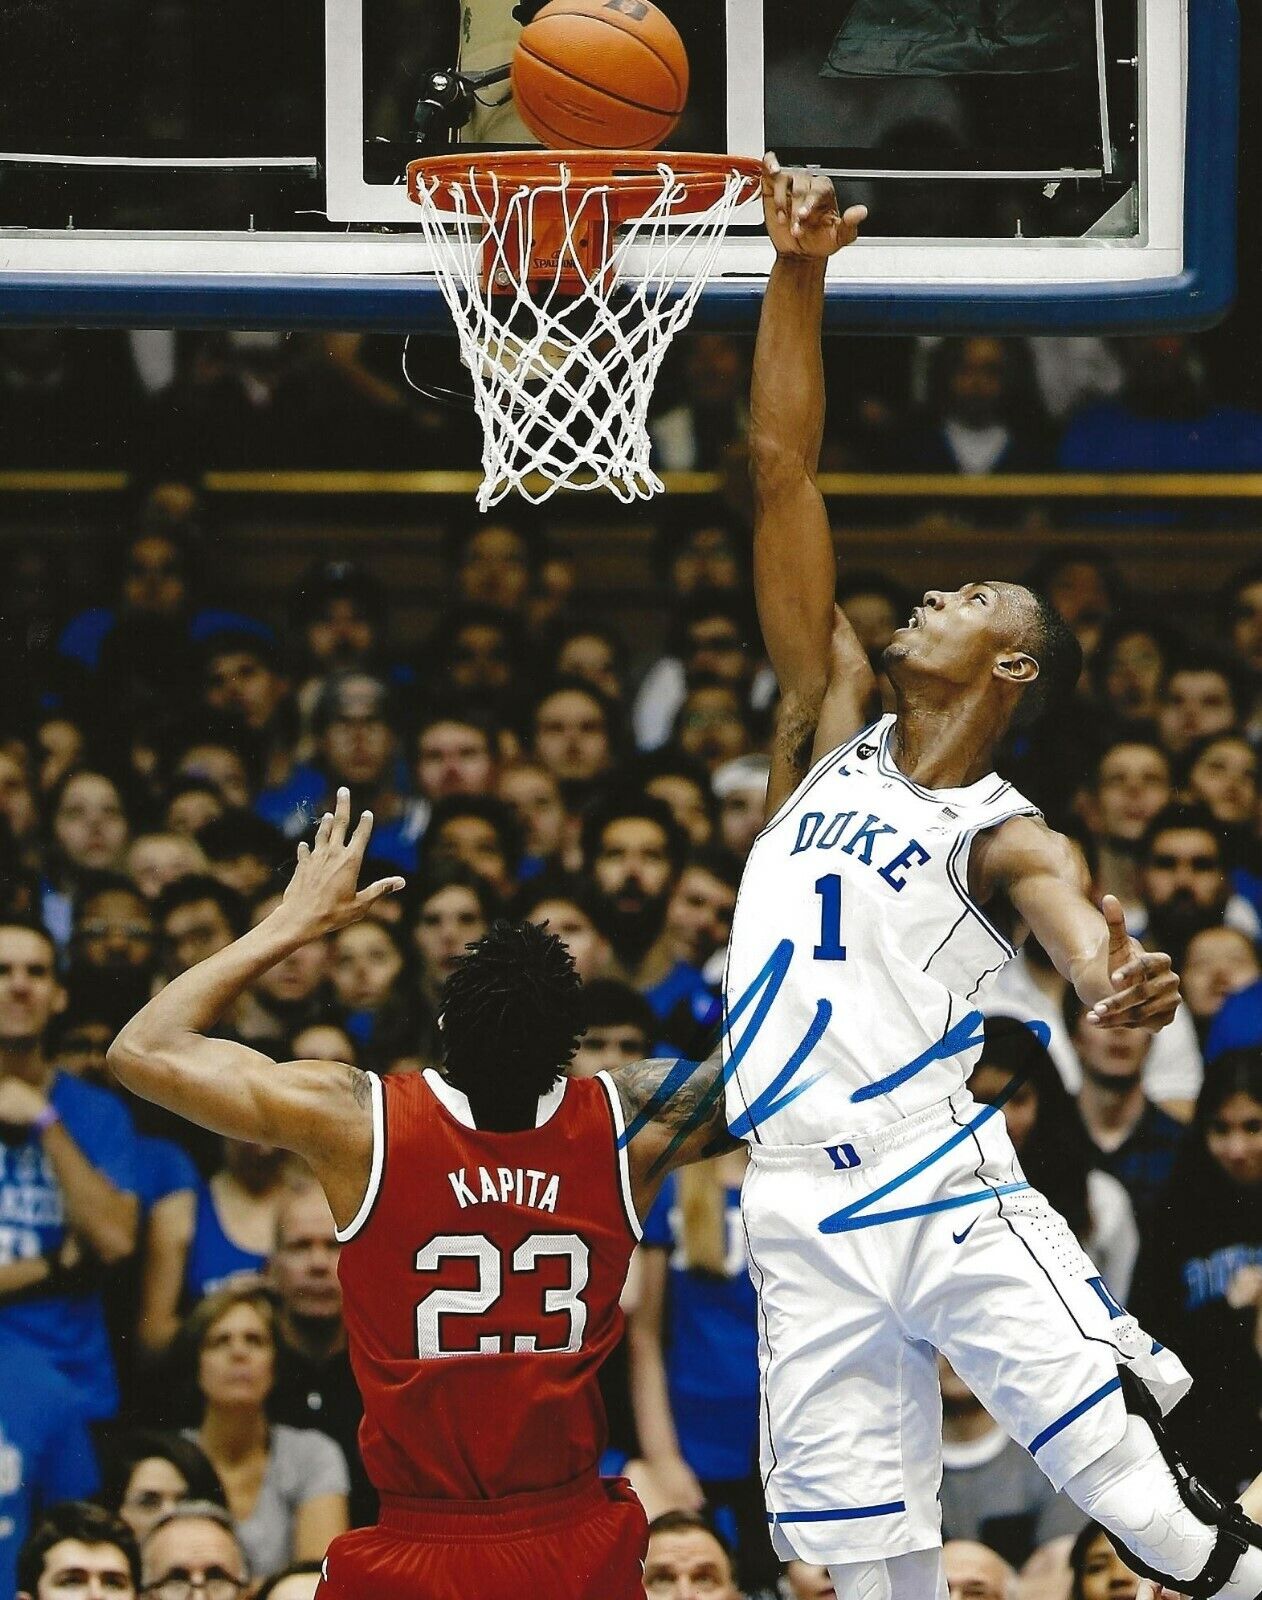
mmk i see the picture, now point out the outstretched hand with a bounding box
[281,786,405,938]
[761,152,867,260]
[1085,894,1181,1033]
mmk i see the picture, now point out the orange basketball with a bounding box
[512,0,689,151]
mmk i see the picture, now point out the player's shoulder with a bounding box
[973,811,1087,884]
[565,1071,623,1138]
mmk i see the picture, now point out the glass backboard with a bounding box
[0,0,1237,331]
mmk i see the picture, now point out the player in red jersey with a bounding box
[108,787,736,1600]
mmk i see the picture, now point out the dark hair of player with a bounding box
[1011,588,1084,729]
[17,1502,140,1596]
[439,919,583,1131]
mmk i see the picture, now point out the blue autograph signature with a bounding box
[616,937,1045,1234]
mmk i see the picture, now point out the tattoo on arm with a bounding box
[349,1067,373,1110]
[615,1050,741,1176]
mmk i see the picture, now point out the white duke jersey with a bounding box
[723,714,1040,1145]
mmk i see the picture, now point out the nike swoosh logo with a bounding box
[952,1217,979,1245]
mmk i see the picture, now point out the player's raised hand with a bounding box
[281,786,405,937]
[761,152,866,260]
[1086,893,1181,1033]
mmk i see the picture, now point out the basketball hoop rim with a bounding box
[406,150,763,217]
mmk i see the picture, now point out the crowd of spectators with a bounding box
[4,326,1262,489]
[0,463,1261,1600]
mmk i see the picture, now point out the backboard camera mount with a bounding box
[410,64,511,154]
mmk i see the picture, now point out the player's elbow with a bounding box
[107,1027,172,1096]
[748,427,810,501]
[106,1031,146,1088]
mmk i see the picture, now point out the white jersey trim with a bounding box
[595,1071,643,1241]
[420,1067,569,1129]
[334,1070,385,1243]
[944,809,1044,963]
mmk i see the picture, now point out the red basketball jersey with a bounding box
[336,1068,641,1501]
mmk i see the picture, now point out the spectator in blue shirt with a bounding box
[630,1147,778,1592]
[0,1341,101,1598]
[581,794,715,1047]
[199,633,307,816]
[1182,927,1262,1055]
[1064,988,1186,1223]
[1207,978,1262,1061]
[265,674,425,873]
[58,486,265,676]
[1061,336,1262,475]
[0,917,139,1420]
[1058,336,1262,525]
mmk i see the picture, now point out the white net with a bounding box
[408,156,758,510]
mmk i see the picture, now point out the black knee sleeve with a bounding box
[1103,1370,1262,1600]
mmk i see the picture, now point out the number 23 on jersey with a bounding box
[414,1230,591,1357]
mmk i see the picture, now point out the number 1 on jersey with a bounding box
[813,874,847,961]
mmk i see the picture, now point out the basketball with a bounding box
[511,0,689,151]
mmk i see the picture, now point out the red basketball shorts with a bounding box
[315,1472,648,1600]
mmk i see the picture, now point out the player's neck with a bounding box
[890,695,1001,789]
[463,1083,542,1133]
[0,1046,51,1088]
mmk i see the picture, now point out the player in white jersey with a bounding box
[726,155,1262,1600]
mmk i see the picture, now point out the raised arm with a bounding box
[973,815,1181,1030]
[751,154,872,815]
[609,1048,741,1222]
[108,790,405,1228]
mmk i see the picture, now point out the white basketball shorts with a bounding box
[740,1087,1191,1568]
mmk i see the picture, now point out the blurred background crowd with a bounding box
[1,318,1262,1600]
[3,322,1262,477]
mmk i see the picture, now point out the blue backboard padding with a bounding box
[0,0,1237,334]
